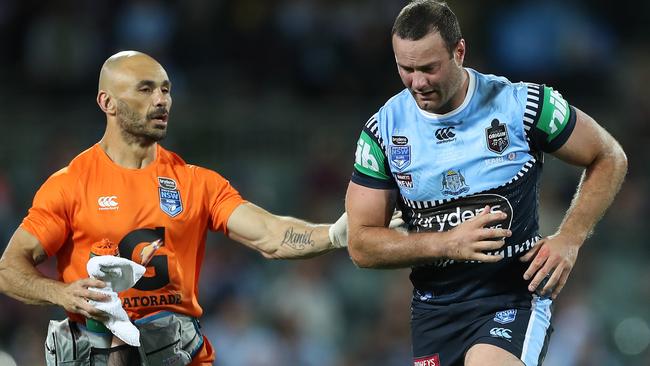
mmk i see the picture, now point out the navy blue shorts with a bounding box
[411,295,553,366]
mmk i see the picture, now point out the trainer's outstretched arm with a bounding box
[226,202,345,259]
[0,228,109,319]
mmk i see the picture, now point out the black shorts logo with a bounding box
[486,119,509,154]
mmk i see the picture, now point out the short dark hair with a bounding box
[392,0,462,55]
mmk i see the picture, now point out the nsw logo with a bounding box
[159,188,183,217]
[389,145,411,171]
[435,126,456,144]
[98,196,119,210]
[494,309,517,324]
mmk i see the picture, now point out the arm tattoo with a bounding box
[281,227,315,250]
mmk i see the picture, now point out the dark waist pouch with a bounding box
[135,312,204,366]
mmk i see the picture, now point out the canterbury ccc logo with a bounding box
[489,327,512,339]
[98,196,118,208]
[435,127,456,141]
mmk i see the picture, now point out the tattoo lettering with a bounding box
[281,227,315,250]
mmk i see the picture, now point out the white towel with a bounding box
[87,255,146,346]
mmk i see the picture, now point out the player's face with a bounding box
[393,32,466,114]
[114,60,172,142]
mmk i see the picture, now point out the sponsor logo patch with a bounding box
[395,173,414,189]
[414,193,513,233]
[484,152,516,166]
[389,145,411,171]
[435,126,456,144]
[98,196,119,210]
[159,188,183,217]
[392,135,409,145]
[494,309,517,324]
[158,177,177,190]
[539,87,570,139]
[441,169,469,196]
[486,119,509,154]
[414,353,440,366]
[355,136,381,173]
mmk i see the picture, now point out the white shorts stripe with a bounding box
[521,296,552,366]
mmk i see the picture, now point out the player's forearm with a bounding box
[348,225,443,269]
[262,217,336,259]
[557,142,627,243]
[0,257,64,306]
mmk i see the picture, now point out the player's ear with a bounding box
[454,39,465,66]
[97,90,116,115]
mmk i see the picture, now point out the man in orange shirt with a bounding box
[0,51,352,365]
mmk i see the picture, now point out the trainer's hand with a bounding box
[521,234,581,299]
[442,205,511,262]
[329,212,349,248]
[329,210,406,248]
[59,278,110,320]
[388,210,407,231]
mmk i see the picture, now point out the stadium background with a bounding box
[0,0,648,365]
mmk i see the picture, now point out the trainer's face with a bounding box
[113,58,172,142]
[393,31,465,114]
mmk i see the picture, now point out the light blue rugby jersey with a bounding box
[351,68,576,304]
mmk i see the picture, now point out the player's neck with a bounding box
[450,68,469,110]
[98,130,157,169]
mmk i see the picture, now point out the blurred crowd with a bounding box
[0,0,648,365]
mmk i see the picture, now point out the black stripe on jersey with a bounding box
[352,169,397,190]
[544,105,576,152]
[523,83,542,146]
[364,116,387,151]
[400,157,537,211]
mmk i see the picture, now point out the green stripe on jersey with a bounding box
[538,86,571,142]
[354,131,391,180]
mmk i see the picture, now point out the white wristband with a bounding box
[328,212,348,248]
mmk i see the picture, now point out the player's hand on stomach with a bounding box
[521,233,581,300]
[441,205,511,262]
[60,278,111,321]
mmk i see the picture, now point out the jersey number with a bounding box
[118,227,169,291]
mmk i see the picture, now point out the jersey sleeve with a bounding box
[522,83,577,153]
[20,169,72,257]
[351,116,396,189]
[205,170,246,234]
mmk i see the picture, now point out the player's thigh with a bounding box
[465,344,524,366]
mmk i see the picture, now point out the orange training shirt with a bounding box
[21,144,245,324]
